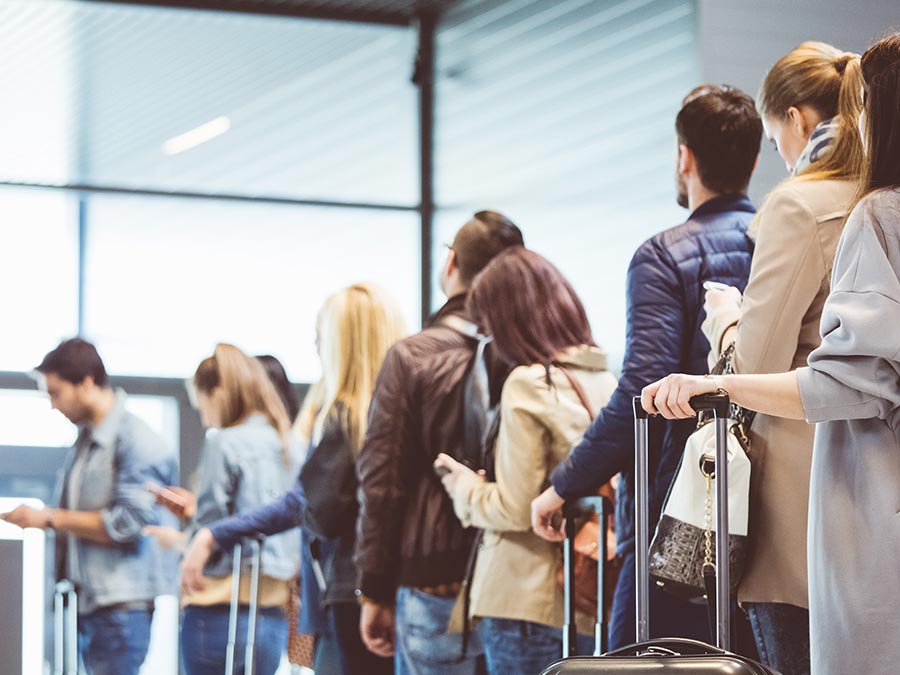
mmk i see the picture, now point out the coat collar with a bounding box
[554,345,608,371]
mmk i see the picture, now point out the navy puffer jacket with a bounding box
[552,195,755,554]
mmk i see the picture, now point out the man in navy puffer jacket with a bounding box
[533,85,762,649]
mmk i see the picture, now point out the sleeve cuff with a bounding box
[796,365,875,423]
[701,304,741,358]
[451,472,481,527]
[358,571,397,605]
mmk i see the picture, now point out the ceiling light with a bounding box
[162,116,231,156]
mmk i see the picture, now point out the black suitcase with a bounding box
[226,536,265,675]
[540,393,779,674]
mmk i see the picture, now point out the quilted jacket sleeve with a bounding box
[551,238,687,498]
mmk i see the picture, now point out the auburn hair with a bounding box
[467,247,595,368]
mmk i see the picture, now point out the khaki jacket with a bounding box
[702,177,856,608]
[450,345,618,633]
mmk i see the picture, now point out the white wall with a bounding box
[699,0,900,203]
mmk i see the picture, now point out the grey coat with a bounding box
[796,187,900,675]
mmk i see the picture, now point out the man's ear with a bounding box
[445,247,458,275]
[678,143,694,175]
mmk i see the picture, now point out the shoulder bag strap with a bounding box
[555,364,596,420]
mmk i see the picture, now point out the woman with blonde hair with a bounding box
[701,41,864,674]
[182,283,406,674]
[177,343,301,675]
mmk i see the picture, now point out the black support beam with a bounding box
[414,6,437,324]
[79,0,412,26]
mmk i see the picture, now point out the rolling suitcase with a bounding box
[226,536,265,675]
[53,579,78,675]
[540,392,779,674]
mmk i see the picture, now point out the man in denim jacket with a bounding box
[2,338,178,675]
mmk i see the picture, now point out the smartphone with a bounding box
[703,281,731,292]
[433,464,451,479]
[147,482,189,515]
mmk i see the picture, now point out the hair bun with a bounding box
[834,53,853,74]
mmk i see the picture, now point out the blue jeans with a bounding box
[78,606,153,675]
[181,605,288,675]
[746,602,810,675]
[395,586,485,675]
[479,617,596,674]
[609,551,711,650]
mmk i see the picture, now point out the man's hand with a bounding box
[148,484,196,520]
[0,505,49,530]
[180,527,216,595]
[531,486,566,542]
[359,599,396,658]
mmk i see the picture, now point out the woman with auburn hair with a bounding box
[179,343,300,675]
[435,247,618,674]
[181,283,406,674]
[641,33,900,675]
[701,40,864,674]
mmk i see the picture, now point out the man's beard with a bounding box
[676,172,688,209]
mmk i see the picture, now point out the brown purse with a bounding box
[554,365,621,618]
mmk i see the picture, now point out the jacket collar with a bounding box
[554,345,608,371]
[79,388,127,450]
[426,292,470,327]
[689,194,755,219]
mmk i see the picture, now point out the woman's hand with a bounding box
[433,453,481,497]
[704,285,742,315]
[143,525,188,552]
[641,374,722,419]
[180,527,216,595]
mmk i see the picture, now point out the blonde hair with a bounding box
[194,343,293,465]
[758,41,865,182]
[296,283,407,454]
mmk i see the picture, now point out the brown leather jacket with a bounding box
[354,294,502,604]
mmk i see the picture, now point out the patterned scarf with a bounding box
[792,116,839,175]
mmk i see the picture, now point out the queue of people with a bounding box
[1,31,899,675]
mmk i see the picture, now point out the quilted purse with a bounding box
[647,343,755,600]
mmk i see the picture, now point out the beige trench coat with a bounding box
[450,345,618,634]
[703,177,855,608]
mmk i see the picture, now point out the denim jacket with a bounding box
[193,414,300,580]
[57,390,180,615]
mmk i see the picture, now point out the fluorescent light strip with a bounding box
[163,116,231,156]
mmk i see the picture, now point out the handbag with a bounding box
[553,365,621,618]
[648,343,755,601]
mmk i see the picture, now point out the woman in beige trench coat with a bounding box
[702,42,865,675]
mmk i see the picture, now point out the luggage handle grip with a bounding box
[632,392,730,419]
[605,637,728,657]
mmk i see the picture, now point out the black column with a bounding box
[414,7,437,325]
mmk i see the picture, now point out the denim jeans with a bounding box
[314,602,393,675]
[395,586,485,675]
[479,617,596,674]
[78,606,153,675]
[609,551,711,650]
[746,602,811,675]
[181,605,288,675]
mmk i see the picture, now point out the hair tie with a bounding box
[834,54,852,75]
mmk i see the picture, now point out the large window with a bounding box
[0,189,79,372]
[84,196,420,381]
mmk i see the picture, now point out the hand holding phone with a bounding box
[147,482,195,519]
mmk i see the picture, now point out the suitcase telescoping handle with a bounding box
[632,392,731,651]
[562,495,612,657]
[225,536,265,675]
[54,579,78,675]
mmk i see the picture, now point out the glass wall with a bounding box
[434,0,699,369]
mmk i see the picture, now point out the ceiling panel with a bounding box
[0,0,422,206]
